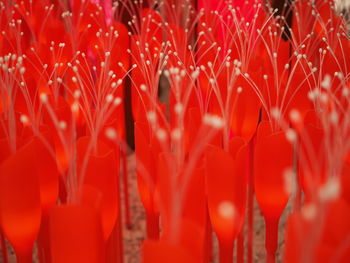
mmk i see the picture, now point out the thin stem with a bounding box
[247,138,255,263]
[265,217,279,263]
[15,247,33,263]
[218,239,234,263]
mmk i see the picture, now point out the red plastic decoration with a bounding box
[206,144,247,263]
[254,128,293,263]
[142,240,196,263]
[0,139,41,263]
[76,136,119,241]
[49,204,105,263]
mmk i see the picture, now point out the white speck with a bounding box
[218,201,236,219]
[73,90,81,98]
[105,127,117,140]
[319,177,341,202]
[307,89,319,101]
[114,97,122,106]
[171,128,182,140]
[140,84,147,91]
[106,94,114,103]
[40,93,48,103]
[321,74,331,90]
[270,107,281,119]
[71,102,79,113]
[156,128,167,141]
[58,121,67,130]
[191,69,200,79]
[301,203,317,221]
[289,109,301,123]
[235,67,241,75]
[329,110,338,124]
[285,128,297,143]
[20,114,29,124]
[174,103,183,114]
[203,114,224,129]
[147,111,157,123]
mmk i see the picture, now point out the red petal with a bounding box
[49,205,105,263]
[0,139,41,253]
[76,137,119,240]
[254,131,293,219]
[142,240,196,263]
[206,145,247,242]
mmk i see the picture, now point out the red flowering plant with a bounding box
[0,0,131,262]
[0,0,350,263]
[282,2,350,262]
